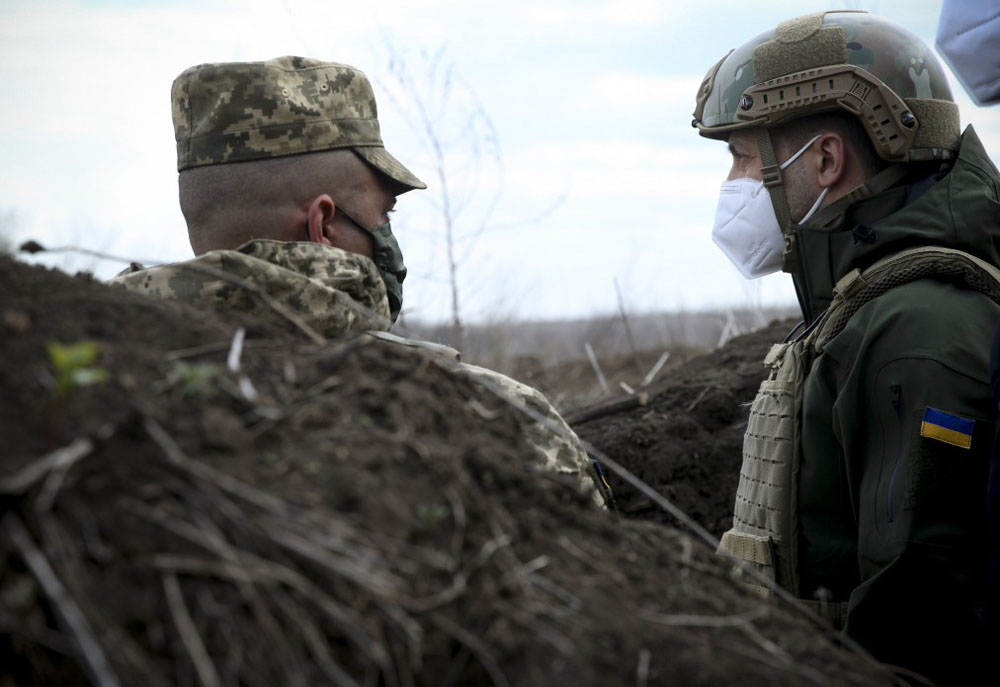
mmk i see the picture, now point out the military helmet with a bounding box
[693,11,960,162]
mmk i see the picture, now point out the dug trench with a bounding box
[570,319,795,538]
[0,256,891,686]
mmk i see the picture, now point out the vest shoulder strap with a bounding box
[808,246,1000,353]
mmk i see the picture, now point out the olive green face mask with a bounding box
[366,220,406,322]
[336,209,407,322]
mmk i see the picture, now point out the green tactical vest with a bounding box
[718,246,1000,626]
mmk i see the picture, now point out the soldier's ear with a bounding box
[305,194,336,246]
[816,133,847,189]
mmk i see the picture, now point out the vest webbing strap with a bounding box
[722,245,1000,621]
[719,530,773,566]
[812,246,1000,353]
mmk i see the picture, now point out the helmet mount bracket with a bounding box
[737,64,918,161]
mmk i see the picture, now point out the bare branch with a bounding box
[429,613,508,687]
[0,437,94,496]
[162,573,221,687]
[639,606,769,628]
[2,513,121,687]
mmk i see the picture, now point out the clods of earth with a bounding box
[0,256,889,686]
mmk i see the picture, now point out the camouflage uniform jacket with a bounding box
[110,239,605,506]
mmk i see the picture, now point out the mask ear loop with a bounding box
[778,134,823,172]
[774,133,827,226]
[798,186,830,225]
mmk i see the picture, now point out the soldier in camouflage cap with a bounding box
[164,56,423,322]
[110,57,610,510]
[172,56,425,189]
[696,12,1000,683]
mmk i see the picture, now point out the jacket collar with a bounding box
[788,126,1000,322]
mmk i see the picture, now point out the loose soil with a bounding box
[572,320,797,537]
[0,257,891,686]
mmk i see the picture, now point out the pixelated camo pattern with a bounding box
[172,56,425,190]
[457,363,605,508]
[110,239,390,336]
[173,57,384,170]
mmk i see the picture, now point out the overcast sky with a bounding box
[3,0,999,323]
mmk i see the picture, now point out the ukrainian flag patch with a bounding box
[919,406,974,449]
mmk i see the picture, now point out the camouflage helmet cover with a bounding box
[172,56,426,190]
[693,11,960,161]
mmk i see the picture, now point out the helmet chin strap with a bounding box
[756,128,908,269]
[757,124,911,323]
[755,129,801,274]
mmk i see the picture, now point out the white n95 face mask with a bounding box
[711,134,828,279]
[711,177,784,279]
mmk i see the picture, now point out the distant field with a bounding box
[403,307,799,410]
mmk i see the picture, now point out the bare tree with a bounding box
[378,44,505,350]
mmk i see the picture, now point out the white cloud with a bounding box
[2,0,995,324]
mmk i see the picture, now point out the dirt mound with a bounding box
[0,257,890,686]
[572,320,796,537]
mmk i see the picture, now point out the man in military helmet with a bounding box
[693,11,1000,683]
[110,57,609,508]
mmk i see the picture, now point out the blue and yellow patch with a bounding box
[919,407,974,449]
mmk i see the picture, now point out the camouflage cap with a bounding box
[171,56,426,190]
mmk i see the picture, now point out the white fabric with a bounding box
[936,0,1000,106]
[712,178,785,279]
[711,135,824,279]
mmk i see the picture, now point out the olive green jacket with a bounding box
[795,127,1000,682]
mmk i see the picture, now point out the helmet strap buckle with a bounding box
[761,164,783,188]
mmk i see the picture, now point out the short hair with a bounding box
[772,111,886,177]
[179,149,365,253]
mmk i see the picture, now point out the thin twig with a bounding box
[445,487,467,569]
[720,641,826,686]
[148,554,390,669]
[583,341,609,394]
[2,513,121,687]
[406,534,510,613]
[143,416,291,517]
[525,573,582,611]
[0,438,93,495]
[614,278,643,376]
[640,606,769,628]
[165,339,290,361]
[162,573,221,687]
[685,386,713,412]
[738,623,828,686]
[429,613,508,687]
[640,351,671,388]
[636,648,651,687]
[18,240,162,266]
[272,588,361,687]
[227,327,246,373]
